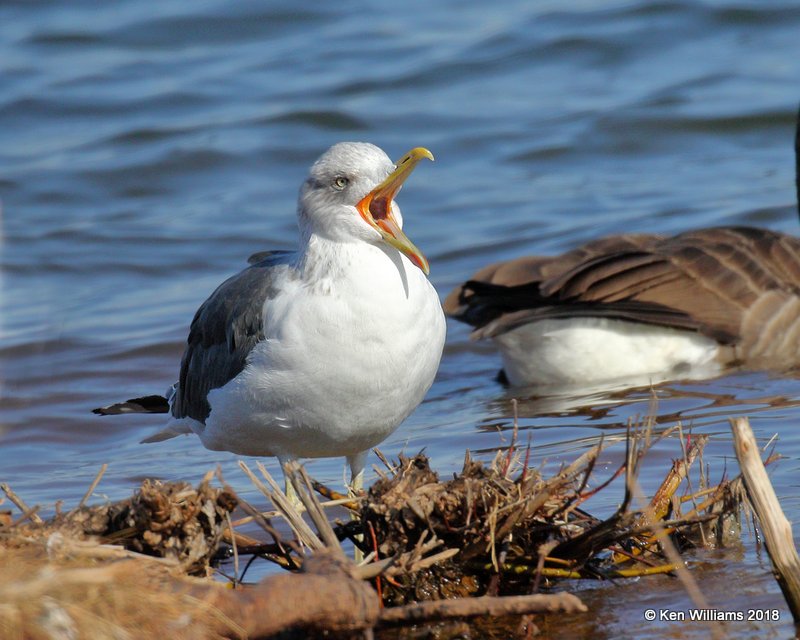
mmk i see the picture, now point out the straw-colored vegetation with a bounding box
[0,415,764,639]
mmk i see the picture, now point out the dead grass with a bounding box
[0,414,754,639]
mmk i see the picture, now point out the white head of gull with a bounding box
[95,142,446,495]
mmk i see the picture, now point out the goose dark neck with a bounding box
[795,103,799,219]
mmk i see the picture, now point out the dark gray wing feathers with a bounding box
[171,252,292,423]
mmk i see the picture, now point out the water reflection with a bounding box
[480,372,800,430]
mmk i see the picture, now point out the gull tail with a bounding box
[93,386,192,444]
[92,395,169,416]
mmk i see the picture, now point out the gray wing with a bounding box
[171,251,293,423]
[247,249,282,265]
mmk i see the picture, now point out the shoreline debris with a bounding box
[0,416,765,638]
[730,416,800,623]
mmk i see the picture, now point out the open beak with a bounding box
[356,147,434,275]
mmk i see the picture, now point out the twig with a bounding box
[373,448,394,473]
[71,463,108,513]
[10,505,42,527]
[407,548,460,573]
[285,462,345,556]
[1,482,43,524]
[367,521,382,605]
[502,399,519,477]
[218,472,303,565]
[731,417,800,622]
[225,511,239,586]
[241,461,322,551]
[628,475,723,640]
[377,592,587,626]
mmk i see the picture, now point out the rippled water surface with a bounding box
[3,1,800,636]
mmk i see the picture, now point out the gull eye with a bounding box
[332,176,349,190]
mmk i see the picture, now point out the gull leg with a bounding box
[347,450,368,562]
[347,450,367,498]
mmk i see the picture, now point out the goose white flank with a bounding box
[445,113,800,390]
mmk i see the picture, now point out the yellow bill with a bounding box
[356,147,434,274]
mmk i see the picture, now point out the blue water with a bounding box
[3,1,800,636]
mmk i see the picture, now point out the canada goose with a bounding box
[444,112,800,388]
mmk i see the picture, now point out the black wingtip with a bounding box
[93,395,170,416]
[496,368,510,386]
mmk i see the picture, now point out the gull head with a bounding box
[298,142,433,274]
